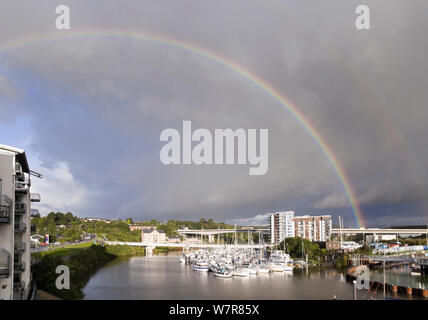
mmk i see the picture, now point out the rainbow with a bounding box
[0,29,365,227]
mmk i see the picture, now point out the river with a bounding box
[83,252,425,300]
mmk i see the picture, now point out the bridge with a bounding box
[105,241,269,255]
[332,228,428,235]
[177,227,428,243]
[177,228,269,243]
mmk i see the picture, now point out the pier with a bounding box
[346,255,428,298]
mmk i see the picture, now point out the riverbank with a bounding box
[32,244,146,299]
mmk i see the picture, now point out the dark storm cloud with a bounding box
[0,0,427,225]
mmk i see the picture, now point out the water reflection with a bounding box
[369,265,428,290]
[83,252,424,300]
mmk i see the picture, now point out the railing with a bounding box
[30,193,41,202]
[14,261,25,273]
[14,280,25,292]
[15,202,27,214]
[23,175,31,187]
[350,254,415,262]
[14,221,27,233]
[0,206,11,221]
[0,195,12,207]
[15,162,23,175]
[15,242,26,252]
[0,195,12,222]
[0,249,11,278]
[30,209,40,217]
[415,258,428,266]
[15,181,28,193]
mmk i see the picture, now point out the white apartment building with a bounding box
[0,144,40,300]
[293,215,332,242]
[268,211,295,245]
[141,229,166,244]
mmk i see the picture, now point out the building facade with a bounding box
[293,215,332,242]
[268,211,295,245]
[141,229,166,243]
[0,144,40,300]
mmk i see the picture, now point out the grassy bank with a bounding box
[104,244,146,256]
[32,244,146,299]
[32,242,93,260]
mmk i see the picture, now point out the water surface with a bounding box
[83,252,424,300]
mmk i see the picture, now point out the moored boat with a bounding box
[192,260,210,272]
[233,268,250,277]
[214,267,233,278]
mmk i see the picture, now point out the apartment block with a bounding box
[0,144,40,300]
[293,215,332,242]
[268,211,295,245]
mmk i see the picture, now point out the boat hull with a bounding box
[214,272,232,278]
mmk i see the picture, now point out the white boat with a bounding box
[283,265,293,272]
[214,268,233,278]
[249,268,258,275]
[256,265,271,274]
[233,268,250,277]
[270,264,285,272]
[192,261,210,272]
[270,263,293,272]
[268,250,293,272]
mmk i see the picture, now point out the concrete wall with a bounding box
[0,151,15,300]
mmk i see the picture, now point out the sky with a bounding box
[0,0,427,227]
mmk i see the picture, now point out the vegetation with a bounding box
[390,225,428,229]
[279,237,328,263]
[32,244,146,299]
[32,245,116,299]
[31,213,241,243]
[83,220,141,242]
[145,218,234,237]
[104,244,145,256]
[31,212,141,242]
[32,242,93,260]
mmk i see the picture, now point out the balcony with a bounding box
[15,202,27,215]
[30,193,41,202]
[14,261,25,273]
[30,208,40,218]
[24,176,31,187]
[15,181,28,194]
[14,242,26,252]
[0,195,12,223]
[14,221,27,233]
[14,280,25,292]
[0,249,11,278]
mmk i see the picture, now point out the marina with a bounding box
[183,248,295,277]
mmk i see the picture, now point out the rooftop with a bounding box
[142,228,165,234]
[0,144,30,173]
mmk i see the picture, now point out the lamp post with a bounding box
[353,280,357,300]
